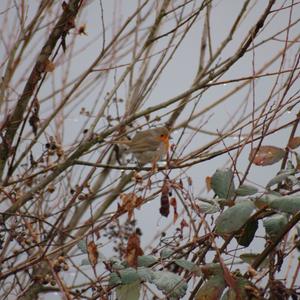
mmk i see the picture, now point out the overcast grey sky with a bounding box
[1,1,300,299]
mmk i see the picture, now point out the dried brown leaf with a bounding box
[87,241,98,268]
[206,176,212,192]
[119,193,143,221]
[219,256,236,290]
[180,219,188,231]
[44,59,55,72]
[170,197,178,223]
[288,137,300,149]
[125,233,143,268]
[78,24,87,35]
[160,181,170,217]
[29,114,39,136]
[249,146,285,166]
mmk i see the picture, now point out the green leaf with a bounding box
[217,198,235,207]
[266,168,295,188]
[110,257,126,270]
[296,224,300,236]
[120,268,140,284]
[116,281,140,300]
[221,277,256,300]
[109,272,122,285]
[268,195,300,214]
[286,160,295,170]
[239,253,256,264]
[77,240,87,253]
[216,200,255,234]
[175,259,202,276]
[109,268,140,285]
[263,213,288,241]
[236,184,258,196]
[211,168,235,199]
[197,199,220,214]
[240,253,269,269]
[160,248,174,259]
[109,267,154,286]
[137,267,154,282]
[81,258,90,266]
[137,255,157,267]
[254,193,280,208]
[287,175,299,187]
[195,275,226,300]
[200,263,223,277]
[296,153,300,169]
[236,219,258,247]
[150,271,187,299]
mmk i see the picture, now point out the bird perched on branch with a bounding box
[112,127,170,165]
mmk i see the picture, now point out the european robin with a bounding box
[114,127,170,165]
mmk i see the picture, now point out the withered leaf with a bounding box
[160,194,169,217]
[170,197,178,224]
[119,193,143,221]
[249,146,285,166]
[205,176,212,192]
[78,24,87,35]
[29,114,39,136]
[32,97,40,113]
[87,241,98,268]
[160,180,170,217]
[288,137,300,149]
[44,59,55,72]
[125,233,143,268]
[180,219,188,231]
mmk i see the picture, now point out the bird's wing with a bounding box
[129,138,160,153]
[132,128,159,140]
[110,140,130,145]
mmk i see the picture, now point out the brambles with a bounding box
[1,1,300,299]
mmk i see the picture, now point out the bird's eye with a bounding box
[160,134,164,137]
